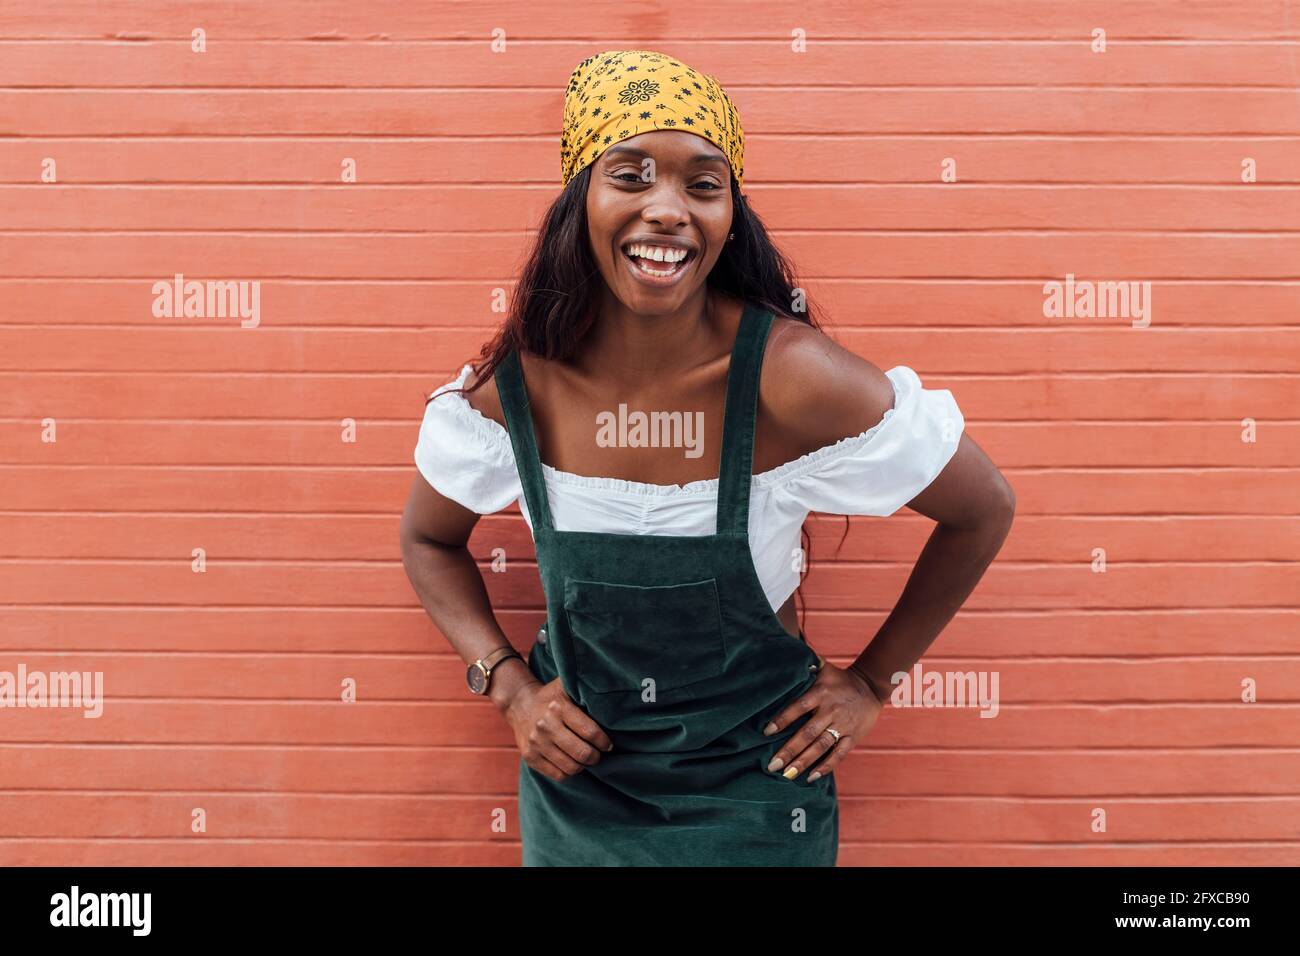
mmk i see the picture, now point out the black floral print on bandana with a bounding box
[560,49,746,188]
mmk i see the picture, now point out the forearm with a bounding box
[849,512,1012,702]
[400,534,537,712]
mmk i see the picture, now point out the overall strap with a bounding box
[493,349,554,532]
[716,303,775,536]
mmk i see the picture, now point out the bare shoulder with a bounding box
[759,313,898,456]
[462,349,575,432]
[458,360,506,430]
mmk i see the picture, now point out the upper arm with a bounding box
[401,362,521,549]
[400,469,482,549]
[903,432,1015,529]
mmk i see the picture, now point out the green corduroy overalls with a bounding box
[495,302,839,866]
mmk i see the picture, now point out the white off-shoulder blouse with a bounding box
[415,362,965,611]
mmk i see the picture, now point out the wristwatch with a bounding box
[466,646,523,696]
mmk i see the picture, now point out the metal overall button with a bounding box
[536,624,547,645]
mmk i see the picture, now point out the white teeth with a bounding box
[625,243,689,264]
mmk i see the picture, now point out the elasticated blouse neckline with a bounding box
[433,362,900,497]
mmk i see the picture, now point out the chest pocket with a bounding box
[562,577,727,695]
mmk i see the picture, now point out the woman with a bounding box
[400,49,1015,866]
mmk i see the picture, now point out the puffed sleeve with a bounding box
[769,366,964,517]
[413,363,522,514]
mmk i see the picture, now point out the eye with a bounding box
[691,180,723,191]
[612,171,647,183]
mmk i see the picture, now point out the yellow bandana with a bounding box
[561,49,745,189]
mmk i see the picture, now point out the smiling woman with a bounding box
[590,132,732,303]
[399,48,1015,868]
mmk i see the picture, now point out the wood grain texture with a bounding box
[1,1,1297,866]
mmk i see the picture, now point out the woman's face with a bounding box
[585,130,734,315]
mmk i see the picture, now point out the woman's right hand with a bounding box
[503,677,614,782]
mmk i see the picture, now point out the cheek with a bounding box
[584,196,620,265]
[701,206,732,251]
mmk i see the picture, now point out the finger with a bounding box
[532,700,602,769]
[806,735,852,782]
[547,718,605,769]
[761,688,820,738]
[764,699,827,773]
[777,720,840,780]
[526,751,572,782]
[530,715,587,775]
[539,735,591,776]
[527,702,591,775]
[559,700,614,755]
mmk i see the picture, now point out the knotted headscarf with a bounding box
[560,49,745,189]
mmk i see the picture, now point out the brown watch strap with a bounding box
[479,645,522,675]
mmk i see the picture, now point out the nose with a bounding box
[639,181,690,228]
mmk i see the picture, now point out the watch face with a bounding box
[467,663,488,694]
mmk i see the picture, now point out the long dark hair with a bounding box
[431,165,851,634]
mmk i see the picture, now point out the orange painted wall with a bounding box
[1,2,1298,865]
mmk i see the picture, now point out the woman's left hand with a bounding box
[762,659,885,782]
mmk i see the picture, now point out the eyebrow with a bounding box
[603,145,727,166]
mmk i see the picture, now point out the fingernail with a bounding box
[782,766,799,780]
[807,771,821,782]
[767,756,784,772]
[762,722,777,735]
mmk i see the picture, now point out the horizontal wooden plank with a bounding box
[2,514,1296,562]
[1,1,1296,40]
[0,791,1297,841]
[0,701,1294,747]
[2,465,1296,513]
[843,844,1300,865]
[3,327,1300,373]
[3,138,1298,185]
[2,369,1299,425]
[0,839,1296,867]
[0,370,442,414]
[6,744,1299,796]
[5,40,1300,87]
[9,184,1300,232]
[0,653,1295,701]
[0,558,1295,609]
[6,89,1300,136]
[0,839,516,866]
[5,420,1300,467]
[3,280,1298,329]
[4,233,1297,280]
[0,607,1295,656]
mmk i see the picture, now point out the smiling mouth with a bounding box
[621,244,697,278]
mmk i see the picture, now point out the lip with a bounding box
[620,241,698,288]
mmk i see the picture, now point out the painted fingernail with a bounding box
[807,771,821,782]
[782,765,799,780]
[763,722,777,735]
[767,756,784,772]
